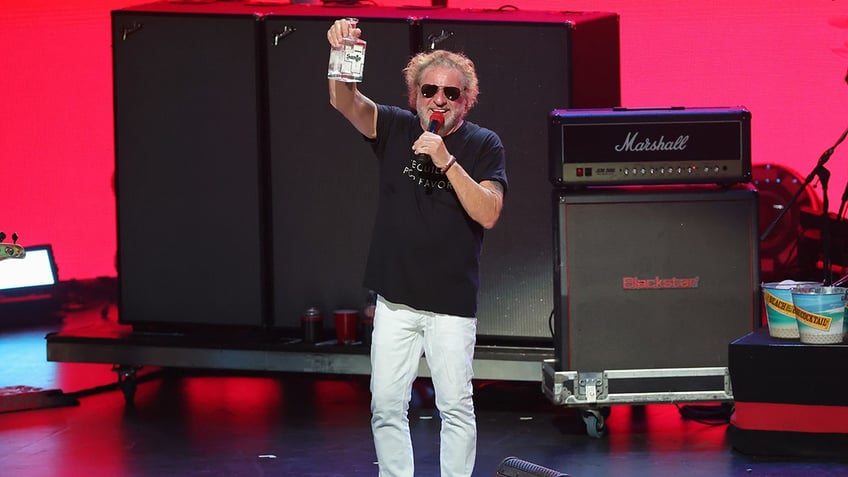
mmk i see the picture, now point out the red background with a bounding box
[2,0,846,281]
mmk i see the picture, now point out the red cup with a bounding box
[334,309,359,345]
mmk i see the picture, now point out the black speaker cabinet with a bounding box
[553,185,759,371]
[113,10,267,327]
[264,14,415,329]
[420,11,621,340]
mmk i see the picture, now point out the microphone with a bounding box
[418,111,444,163]
[427,111,444,133]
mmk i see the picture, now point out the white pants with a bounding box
[370,296,477,477]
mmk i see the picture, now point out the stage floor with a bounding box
[2,303,848,476]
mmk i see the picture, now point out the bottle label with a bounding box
[328,41,365,82]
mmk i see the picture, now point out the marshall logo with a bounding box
[622,276,700,290]
[614,132,689,152]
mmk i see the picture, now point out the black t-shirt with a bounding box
[364,104,507,317]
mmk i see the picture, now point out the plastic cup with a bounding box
[334,309,359,345]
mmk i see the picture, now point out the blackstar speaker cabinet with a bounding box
[553,184,759,371]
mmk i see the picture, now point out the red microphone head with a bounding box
[428,111,445,132]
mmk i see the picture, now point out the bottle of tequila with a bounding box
[328,18,366,83]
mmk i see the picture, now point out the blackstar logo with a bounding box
[614,132,689,152]
[622,276,700,289]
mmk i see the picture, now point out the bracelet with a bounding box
[442,155,457,173]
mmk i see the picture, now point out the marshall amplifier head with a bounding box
[549,106,752,186]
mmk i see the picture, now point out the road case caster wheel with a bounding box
[581,409,608,438]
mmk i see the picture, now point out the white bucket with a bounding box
[761,281,819,339]
[790,286,848,345]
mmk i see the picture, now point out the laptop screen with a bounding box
[0,245,58,296]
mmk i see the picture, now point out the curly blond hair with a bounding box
[403,49,479,112]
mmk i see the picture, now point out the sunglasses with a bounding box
[420,84,462,101]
